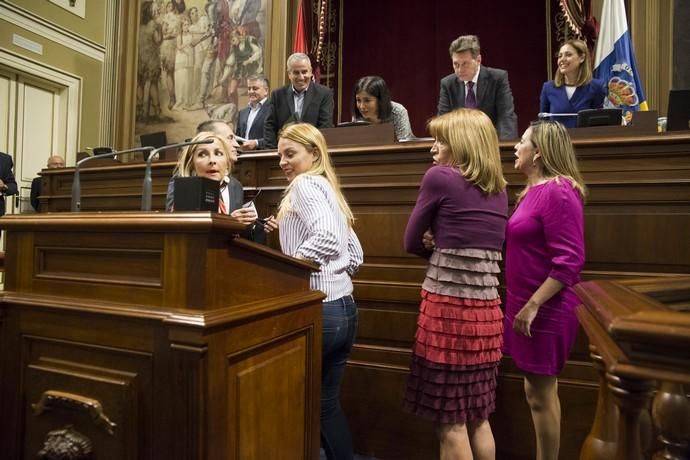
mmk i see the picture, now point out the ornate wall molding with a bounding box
[0,2,104,62]
[0,48,82,162]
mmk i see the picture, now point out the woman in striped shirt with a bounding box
[277,123,364,460]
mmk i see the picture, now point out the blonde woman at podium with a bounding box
[170,132,261,220]
[276,123,363,460]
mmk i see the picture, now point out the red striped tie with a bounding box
[218,191,227,214]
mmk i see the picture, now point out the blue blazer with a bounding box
[539,79,607,128]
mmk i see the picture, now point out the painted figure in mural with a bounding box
[159,1,182,110]
[137,1,163,121]
[190,0,265,112]
[216,30,263,100]
[173,14,195,109]
[187,6,210,105]
[194,0,233,109]
[231,0,263,44]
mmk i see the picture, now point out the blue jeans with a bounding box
[320,295,358,460]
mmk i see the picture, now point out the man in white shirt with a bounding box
[262,53,334,148]
[235,75,270,150]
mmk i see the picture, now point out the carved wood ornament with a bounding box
[36,425,94,460]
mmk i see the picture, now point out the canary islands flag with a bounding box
[593,0,648,123]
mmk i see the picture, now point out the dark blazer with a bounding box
[438,66,518,140]
[236,100,270,149]
[539,79,607,128]
[263,82,334,148]
[0,152,18,217]
[30,176,41,212]
[165,176,266,243]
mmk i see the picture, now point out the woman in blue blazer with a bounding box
[539,39,607,128]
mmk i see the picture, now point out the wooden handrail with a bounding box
[575,277,690,460]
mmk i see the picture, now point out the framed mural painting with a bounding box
[135,0,271,145]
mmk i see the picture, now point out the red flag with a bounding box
[293,0,308,54]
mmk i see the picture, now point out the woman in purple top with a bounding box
[503,121,586,460]
[403,109,508,459]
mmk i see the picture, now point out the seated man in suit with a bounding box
[438,35,518,140]
[30,155,65,212]
[0,151,18,237]
[262,53,334,148]
[236,75,270,150]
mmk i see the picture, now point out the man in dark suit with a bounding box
[262,52,334,148]
[235,75,270,150]
[30,155,65,212]
[0,152,18,232]
[438,35,518,140]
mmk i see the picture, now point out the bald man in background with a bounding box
[31,155,65,212]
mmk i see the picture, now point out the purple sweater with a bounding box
[404,166,508,258]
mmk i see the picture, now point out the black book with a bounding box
[173,176,219,212]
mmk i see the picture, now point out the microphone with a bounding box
[71,146,155,212]
[537,112,579,119]
[141,138,214,211]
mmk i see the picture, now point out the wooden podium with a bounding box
[0,212,323,460]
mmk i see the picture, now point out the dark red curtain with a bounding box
[341,1,549,136]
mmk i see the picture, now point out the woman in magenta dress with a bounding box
[404,109,508,459]
[503,121,586,460]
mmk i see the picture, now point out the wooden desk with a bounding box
[31,132,690,459]
[0,212,323,460]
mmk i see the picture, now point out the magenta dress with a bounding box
[503,178,585,376]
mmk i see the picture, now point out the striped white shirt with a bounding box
[279,174,364,301]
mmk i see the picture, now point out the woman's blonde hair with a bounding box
[276,123,355,226]
[553,39,592,87]
[172,131,237,178]
[427,109,507,194]
[517,121,587,202]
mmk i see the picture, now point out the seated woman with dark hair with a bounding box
[352,76,415,141]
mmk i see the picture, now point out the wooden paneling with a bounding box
[33,131,690,459]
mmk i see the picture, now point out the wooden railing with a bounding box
[575,278,690,460]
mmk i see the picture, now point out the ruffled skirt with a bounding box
[404,248,503,424]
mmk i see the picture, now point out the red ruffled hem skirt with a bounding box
[404,289,503,424]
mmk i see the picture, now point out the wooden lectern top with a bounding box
[0,212,319,311]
